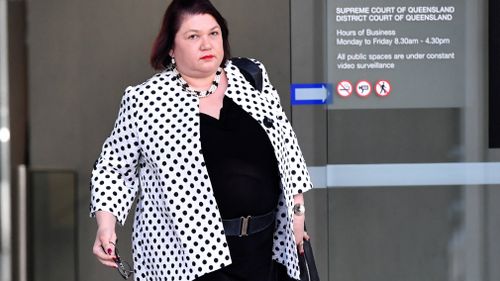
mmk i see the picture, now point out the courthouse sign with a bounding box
[327,0,465,109]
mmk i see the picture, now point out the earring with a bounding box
[171,57,176,67]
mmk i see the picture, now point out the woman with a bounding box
[90,0,313,280]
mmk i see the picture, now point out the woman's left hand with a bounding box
[292,193,309,254]
[293,214,310,254]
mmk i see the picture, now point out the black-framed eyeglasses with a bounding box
[109,241,134,279]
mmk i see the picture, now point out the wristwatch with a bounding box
[293,203,306,216]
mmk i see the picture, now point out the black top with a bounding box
[200,95,281,219]
[197,95,282,281]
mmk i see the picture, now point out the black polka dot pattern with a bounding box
[89,58,313,281]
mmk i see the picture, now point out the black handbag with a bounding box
[232,57,320,281]
[231,57,263,91]
[296,238,320,281]
[275,238,320,281]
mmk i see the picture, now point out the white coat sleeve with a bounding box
[89,87,141,225]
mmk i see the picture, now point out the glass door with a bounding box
[291,0,495,280]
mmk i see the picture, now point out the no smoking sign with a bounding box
[336,80,353,97]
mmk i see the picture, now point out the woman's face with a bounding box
[170,13,224,78]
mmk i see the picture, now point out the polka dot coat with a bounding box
[90,58,313,281]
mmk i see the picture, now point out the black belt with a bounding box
[222,211,276,237]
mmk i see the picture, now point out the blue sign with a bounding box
[291,83,333,105]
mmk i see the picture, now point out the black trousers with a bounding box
[195,260,291,281]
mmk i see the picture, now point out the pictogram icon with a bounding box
[336,80,353,97]
[356,80,371,97]
[375,80,391,97]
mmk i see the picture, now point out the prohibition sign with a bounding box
[336,80,353,97]
[375,80,391,97]
[356,80,371,97]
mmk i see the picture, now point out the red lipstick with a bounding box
[200,55,215,60]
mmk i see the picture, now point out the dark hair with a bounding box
[150,0,231,70]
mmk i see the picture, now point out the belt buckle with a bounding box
[239,216,251,237]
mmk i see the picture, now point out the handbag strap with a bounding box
[231,57,263,92]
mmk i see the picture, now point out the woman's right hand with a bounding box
[92,211,118,268]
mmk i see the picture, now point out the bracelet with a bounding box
[293,203,305,216]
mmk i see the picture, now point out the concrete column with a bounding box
[463,0,488,279]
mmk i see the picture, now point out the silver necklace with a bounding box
[173,67,223,98]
